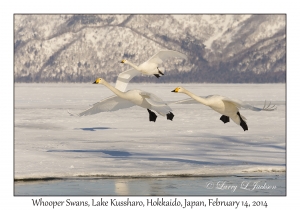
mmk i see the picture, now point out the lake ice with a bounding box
[14,83,285,180]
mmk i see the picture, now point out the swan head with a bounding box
[171,87,184,93]
[93,78,105,84]
[120,59,127,64]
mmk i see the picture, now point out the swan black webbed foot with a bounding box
[157,67,164,75]
[166,112,174,121]
[237,112,248,131]
[147,109,157,122]
[154,74,160,78]
[220,115,230,124]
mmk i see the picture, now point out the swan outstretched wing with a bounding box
[171,97,277,111]
[115,68,141,92]
[147,98,173,116]
[222,98,277,111]
[146,50,188,65]
[169,97,210,104]
[70,95,135,116]
[169,98,198,104]
[140,91,164,103]
[144,97,168,107]
[140,91,172,115]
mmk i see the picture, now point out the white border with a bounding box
[3,0,296,209]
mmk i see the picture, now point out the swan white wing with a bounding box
[222,98,277,111]
[169,96,210,104]
[74,95,135,116]
[140,91,172,115]
[146,50,188,64]
[145,97,172,115]
[140,91,167,105]
[169,98,198,104]
[139,91,163,101]
[115,68,141,92]
[144,97,168,107]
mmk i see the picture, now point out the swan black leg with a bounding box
[154,74,160,78]
[237,112,248,131]
[147,109,157,122]
[157,67,164,75]
[220,115,230,123]
[166,112,174,121]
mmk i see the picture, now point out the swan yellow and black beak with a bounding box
[120,59,125,63]
[93,78,101,84]
[171,87,180,92]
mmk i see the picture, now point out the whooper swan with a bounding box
[69,78,174,122]
[171,87,277,131]
[116,50,188,92]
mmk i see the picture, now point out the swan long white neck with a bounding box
[101,80,126,98]
[126,60,140,70]
[182,89,209,106]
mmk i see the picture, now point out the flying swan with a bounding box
[171,87,277,131]
[69,78,174,122]
[116,50,188,92]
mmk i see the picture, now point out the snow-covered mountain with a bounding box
[14,14,286,83]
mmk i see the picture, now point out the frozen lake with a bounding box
[14,83,285,195]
